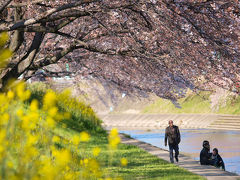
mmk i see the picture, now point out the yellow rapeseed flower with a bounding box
[92,147,101,157]
[30,99,39,112]
[0,145,4,154]
[109,136,121,149]
[54,149,71,167]
[80,159,84,166]
[21,115,30,130]
[65,166,70,171]
[0,129,6,141]
[27,135,38,146]
[32,175,40,180]
[110,128,118,137]
[72,135,81,145]
[16,82,31,101]
[64,172,74,180]
[16,81,24,98]
[7,161,14,168]
[105,178,112,180]
[7,90,14,99]
[108,128,121,149]
[24,147,39,161]
[61,89,71,98]
[23,89,31,101]
[120,158,128,166]
[88,158,100,173]
[28,112,39,124]
[52,136,61,143]
[80,131,90,142]
[38,160,56,179]
[16,109,24,118]
[1,113,9,125]
[0,94,6,106]
[46,117,55,128]
[43,90,56,109]
[48,107,58,117]
[83,158,89,165]
[63,112,71,119]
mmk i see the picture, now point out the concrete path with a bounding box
[119,133,240,180]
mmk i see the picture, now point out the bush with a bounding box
[28,82,105,134]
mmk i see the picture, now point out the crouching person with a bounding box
[200,140,214,165]
[212,148,225,171]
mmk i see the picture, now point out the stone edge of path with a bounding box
[118,133,240,180]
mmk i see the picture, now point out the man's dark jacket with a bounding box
[200,147,213,165]
[165,125,181,145]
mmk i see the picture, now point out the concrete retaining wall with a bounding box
[99,114,240,130]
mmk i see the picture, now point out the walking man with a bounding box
[165,120,181,163]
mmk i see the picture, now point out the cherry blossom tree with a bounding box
[0,0,239,100]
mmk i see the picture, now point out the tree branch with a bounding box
[0,0,13,14]
[1,32,45,87]
[7,0,44,8]
[0,0,97,32]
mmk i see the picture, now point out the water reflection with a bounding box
[120,129,240,175]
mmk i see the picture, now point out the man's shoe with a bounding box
[175,157,179,163]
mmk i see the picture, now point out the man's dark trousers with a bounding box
[169,143,179,163]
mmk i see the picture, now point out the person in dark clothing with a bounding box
[165,120,181,163]
[212,148,225,170]
[200,140,214,165]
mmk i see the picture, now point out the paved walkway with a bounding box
[119,133,240,180]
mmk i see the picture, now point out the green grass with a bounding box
[25,83,204,179]
[54,126,204,180]
[143,91,212,114]
[143,90,240,115]
[217,95,240,115]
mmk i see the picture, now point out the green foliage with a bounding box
[143,89,240,115]
[56,89,105,134]
[27,82,49,104]
[143,91,212,114]
[28,82,105,134]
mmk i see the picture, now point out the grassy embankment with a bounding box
[0,82,204,179]
[143,91,240,115]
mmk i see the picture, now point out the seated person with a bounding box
[200,140,214,165]
[211,148,225,170]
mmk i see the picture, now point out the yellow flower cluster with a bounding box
[0,81,76,179]
[0,32,127,179]
[0,32,12,68]
[108,128,121,150]
[0,80,128,179]
[56,89,101,128]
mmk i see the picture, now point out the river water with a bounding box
[119,128,240,175]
